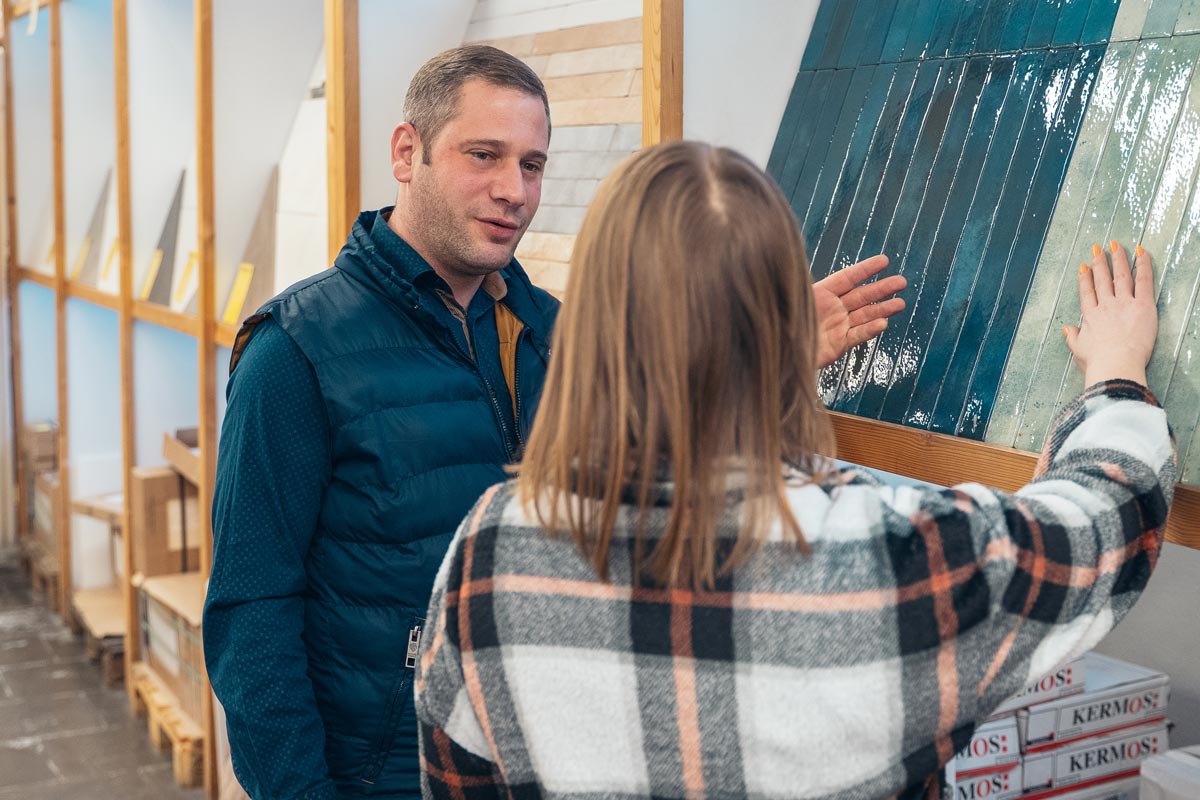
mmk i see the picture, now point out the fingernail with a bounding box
[1079,262,1088,275]
[1136,245,1145,257]
[1062,326,1070,339]
[1092,244,1102,257]
[1110,240,1119,253]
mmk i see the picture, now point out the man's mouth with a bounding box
[478,217,521,239]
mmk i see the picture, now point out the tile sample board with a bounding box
[770,0,1200,483]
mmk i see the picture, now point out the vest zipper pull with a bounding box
[405,623,423,669]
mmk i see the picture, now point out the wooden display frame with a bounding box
[3,4,1198,800]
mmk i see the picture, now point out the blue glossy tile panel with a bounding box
[776,0,1200,483]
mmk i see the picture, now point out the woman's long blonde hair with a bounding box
[517,141,835,589]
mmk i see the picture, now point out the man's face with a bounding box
[406,79,549,280]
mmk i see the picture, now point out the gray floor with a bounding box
[0,559,204,799]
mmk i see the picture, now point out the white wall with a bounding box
[682,0,821,167]
[10,7,53,270]
[358,0,477,211]
[466,0,640,41]
[274,53,328,293]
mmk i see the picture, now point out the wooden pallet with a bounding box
[131,662,205,788]
[72,587,127,687]
[30,554,60,614]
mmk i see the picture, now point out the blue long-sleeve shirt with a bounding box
[205,319,340,800]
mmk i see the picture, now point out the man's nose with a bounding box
[491,160,527,208]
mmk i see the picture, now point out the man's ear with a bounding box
[391,122,420,183]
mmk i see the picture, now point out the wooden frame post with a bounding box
[3,0,29,550]
[112,0,140,700]
[324,0,359,262]
[642,0,682,146]
[194,0,218,794]
[49,0,70,616]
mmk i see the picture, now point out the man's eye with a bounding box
[470,151,495,161]
[523,162,543,174]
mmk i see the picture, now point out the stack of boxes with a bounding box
[948,652,1170,800]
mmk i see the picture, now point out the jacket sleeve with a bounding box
[878,379,1176,729]
[203,319,340,800]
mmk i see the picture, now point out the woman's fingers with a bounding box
[1078,260,1097,311]
[1110,240,1134,297]
[1090,243,1114,298]
[1134,244,1154,300]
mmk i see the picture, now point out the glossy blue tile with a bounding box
[787,69,857,217]
[800,64,896,252]
[926,0,969,60]
[974,0,1017,54]
[807,62,922,282]
[1145,0,1186,38]
[855,0,900,66]
[887,53,1028,429]
[1052,0,1093,46]
[950,47,1098,437]
[774,71,838,203]
[800,1,840,70]
[873,56,1012,424]
[837,1,884,69]
[791,66,875,229]
[949,0,989,56]
[999,0,1039,51]
[840,60,969,418]
[1081,0,1122,43]
[818,0,862,69]
[1024,0,1064,48]
[880,1,918,62]
[901,0,946,62]
[765,71,814,180]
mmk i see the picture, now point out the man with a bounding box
[205,45,905,799]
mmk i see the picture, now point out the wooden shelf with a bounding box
[830,412,1200,550]
[71,491,123,529]
[9,0,50,21]
[215,321,236,349]
[132,300,200,337]
[137,571,205,628]
[17,266,55,289]
[65,280,120,310]
[72,585,126,639]
[162,430,200,487]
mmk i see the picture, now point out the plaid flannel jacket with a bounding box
[415,380,1175,799]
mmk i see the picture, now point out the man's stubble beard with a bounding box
[410,175,520,278]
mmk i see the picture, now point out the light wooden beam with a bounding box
[324,0,359,263]
[3,0,30,547]
[830,412,1200,550]
[9,0,49,21]
[65,280,120,310]
[193,0,218,794]
[641,0,682,146]
[17,267,55,288]
[112,0,139,700]
[50,0,71,616]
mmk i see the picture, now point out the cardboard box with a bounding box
[139,572,206,725]
[22,420,58,472]
[33,471,60,556]
[1021,652,1169,752]
[945,761,1021,800]
[1022,720,1168,796]
[1026,775,1139,800]
[1139,745,1200,800]
[992,656,1087,716]
[130,466,201,578]
[949,714,1021,776]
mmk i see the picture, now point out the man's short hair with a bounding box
[405,45,551,163]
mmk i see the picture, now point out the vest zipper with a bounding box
[514,331,525,453]
[405,622,423,669]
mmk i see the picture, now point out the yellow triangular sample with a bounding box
[45,241,56,265]
[70,237,92,280]
[100,240,119,282]
[221,262,256,325]
[140,249,164,300]
[173,250,198,304]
